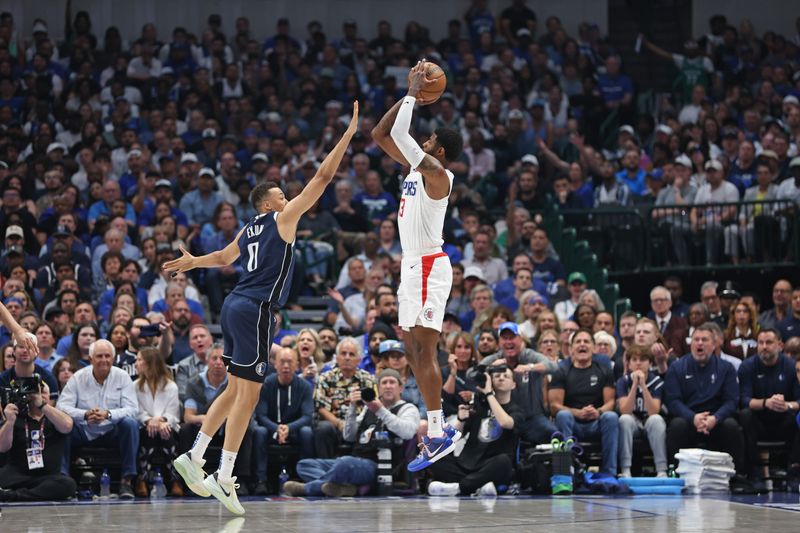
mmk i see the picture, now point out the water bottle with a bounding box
[150,468,167,500]
[99,469,111,498]
[376,431,393,496]
[279,466,289,495]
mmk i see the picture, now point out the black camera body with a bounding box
[1,374,41,417]
[139,323,162,338]
[360,387,376,402]
[473,363,510,388]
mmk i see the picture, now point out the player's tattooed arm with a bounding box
[417,155,450,200]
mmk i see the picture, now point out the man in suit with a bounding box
[650,285,689,356]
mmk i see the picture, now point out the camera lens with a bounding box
[360,387,376,402]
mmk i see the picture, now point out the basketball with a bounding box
[408,61,446,105]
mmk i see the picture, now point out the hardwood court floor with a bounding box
[2,492,800,532]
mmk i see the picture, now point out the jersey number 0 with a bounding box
[247,242,259,272]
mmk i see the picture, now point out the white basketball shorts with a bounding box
[397,250,452,332]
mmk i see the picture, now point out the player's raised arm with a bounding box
[277,101,359,240]
[163,226,247,274]
[387,62,450,196]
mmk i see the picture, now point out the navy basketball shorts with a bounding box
[219,293,276,382]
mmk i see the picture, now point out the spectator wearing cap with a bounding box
[481,322,558,444]
[287,367,419,497]
[178,167,222,227]
[137,178,188,229]
[118,148,148,199]
[0,225,38,278]
[252,346,314,495]
[689,159,740,265]
[654,155,697,264]
[379,339,427,418]
[555,272,587,322]
[247,152,270,183]
[549,329,619,474]
[637,169,666,206]
[462,230,508,286]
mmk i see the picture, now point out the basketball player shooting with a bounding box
[372,61,464,471]
[164,102,358,515]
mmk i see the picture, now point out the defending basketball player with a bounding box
[372,61,464,471]
[164,102,359,515]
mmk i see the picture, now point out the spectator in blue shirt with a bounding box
[616,148,647,196]
[597,55,633,109]
[87,180,136,230]
[352,171,397,227]
[178,168,222,227]
[664,323,744,474]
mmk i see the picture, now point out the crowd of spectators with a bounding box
[1,0,800,500]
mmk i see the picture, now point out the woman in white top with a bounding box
[133,347,182,497]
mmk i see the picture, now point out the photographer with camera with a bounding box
[0,342,59,404]
[427,362,522,497]
[285,368,420,497]
[313,337,375,458]
[478,322,558,444]
[0,379,76,501]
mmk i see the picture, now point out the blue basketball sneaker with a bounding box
[408,425,461,472]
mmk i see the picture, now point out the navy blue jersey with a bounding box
[231,212,294,308]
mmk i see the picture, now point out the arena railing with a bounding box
[553,200,799,274]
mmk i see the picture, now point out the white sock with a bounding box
[656,470,668,478]
[427,410,444,438]
[190,431,212,464]
[218,450,237,484]
[620,469,632,478]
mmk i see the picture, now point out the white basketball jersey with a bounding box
[398,169,454,253]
